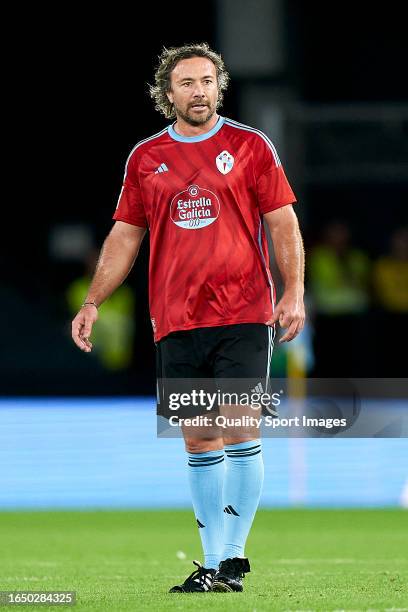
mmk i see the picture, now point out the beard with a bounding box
[174,101,216,126]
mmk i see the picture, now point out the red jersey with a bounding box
[113,116,296,342]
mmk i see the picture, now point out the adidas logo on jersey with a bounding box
[154,163,169,174]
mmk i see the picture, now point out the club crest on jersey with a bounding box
[170,184,220,230]
[216,150,234,175]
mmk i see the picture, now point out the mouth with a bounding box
[190,104,208,111]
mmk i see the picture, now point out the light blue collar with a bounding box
[168,115,225,143]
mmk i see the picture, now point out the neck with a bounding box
[173,113,219,137]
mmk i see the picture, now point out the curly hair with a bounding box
[149,42,230,119]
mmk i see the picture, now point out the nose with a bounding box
[191,82,205,98]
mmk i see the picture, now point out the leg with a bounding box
[183,430,225,570]
[221,436,264,560]
[210,324,269,590]
[157,331,227,576]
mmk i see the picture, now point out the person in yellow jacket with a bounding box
[372,227,408,376]
[308,221,371,376]
[66,250,135,370]
[373,227,408,313]
[309,221,370,316]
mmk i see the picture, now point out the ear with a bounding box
[166,90,174,104]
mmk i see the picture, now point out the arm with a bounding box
[71,221,147,352]
[264,205,305,342]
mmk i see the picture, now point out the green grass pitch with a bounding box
[0,509,407,611]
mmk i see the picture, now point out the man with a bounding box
[71,43,305,593]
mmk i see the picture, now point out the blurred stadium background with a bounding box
[1,0,407,512]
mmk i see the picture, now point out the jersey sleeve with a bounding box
[113,151,147,228]
[255,134,297,215]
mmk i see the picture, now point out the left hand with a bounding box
[266,288,305,343]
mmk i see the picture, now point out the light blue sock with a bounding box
[222,440,264,560]
[187,449,225,569]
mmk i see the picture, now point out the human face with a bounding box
[167,57,219,127]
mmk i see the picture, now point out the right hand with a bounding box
[71,304,98,353]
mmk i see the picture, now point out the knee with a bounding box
[184,437,224,454]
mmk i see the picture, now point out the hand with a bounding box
[266,288,305,343]
[71,304,98,352]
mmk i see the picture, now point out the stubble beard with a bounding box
[175,102,216,127]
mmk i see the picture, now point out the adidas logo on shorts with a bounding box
[251,381,279,417]
[251,382,264,394]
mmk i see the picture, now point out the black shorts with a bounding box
[156,323,274,419]
[156,323,272,379]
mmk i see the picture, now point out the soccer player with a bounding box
[71,43,305,593]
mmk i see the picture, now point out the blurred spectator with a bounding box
[66,249,135,370]
[309,221,370,315]
[308,221,372,376]
[372,227,408,376]
[373,227,408,313]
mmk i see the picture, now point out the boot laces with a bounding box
[185,560,211,587]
